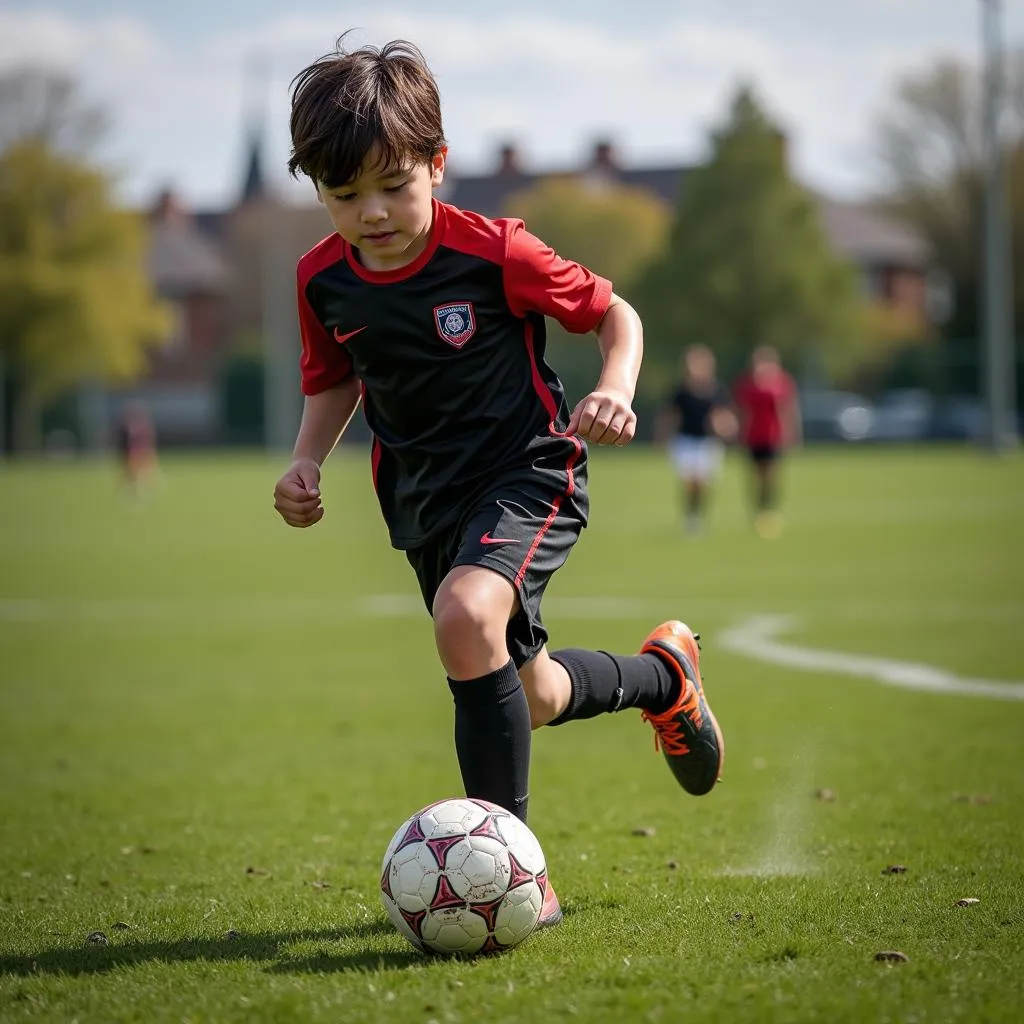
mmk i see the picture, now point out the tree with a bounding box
[876,53,1024,339]
[0,67,107,155]
[634,86,864,394]
[0,71,169,451]
[502,177,670,407]
[503,177,669,296]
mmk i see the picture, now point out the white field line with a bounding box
[0,595,712,623]
[719,614,1024,701]
[4,598,1023,701]
[4,595,1020,625]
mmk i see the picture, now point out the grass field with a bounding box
[1,445,1022,1023]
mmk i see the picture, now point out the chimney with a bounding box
[591,139,617,171]
[497,143,522,176]
[150,188,187,223]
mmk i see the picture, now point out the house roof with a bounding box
[442,146,929,269]
[815,197,931,267]
[439,160,690,220]
[147,191,232,297]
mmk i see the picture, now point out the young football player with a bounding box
[657,345,736,533]
[273,36,724,928]
[732,345,801,538]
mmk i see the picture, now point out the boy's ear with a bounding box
[430,146,448,187]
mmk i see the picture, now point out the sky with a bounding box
[2,0,1022,211]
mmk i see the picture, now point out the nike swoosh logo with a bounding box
[480,532,517,546]
[334,326,368,345]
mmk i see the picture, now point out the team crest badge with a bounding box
[433,302,476,348]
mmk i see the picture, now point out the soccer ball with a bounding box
[380,797,548,956]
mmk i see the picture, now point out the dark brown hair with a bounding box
[288,36,446,188]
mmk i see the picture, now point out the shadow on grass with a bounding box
[0,920,422,978]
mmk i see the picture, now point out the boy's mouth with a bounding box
[363,230,397,244]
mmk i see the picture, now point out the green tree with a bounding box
[635,86,864,394]
[0,71,169,451]
[502,177,670,406]
[876,53,1024,341]
[503,177,669,295]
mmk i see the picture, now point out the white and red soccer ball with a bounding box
[380,797,548,956]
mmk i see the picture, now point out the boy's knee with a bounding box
[432,592,491,649]
[431,568,516,677]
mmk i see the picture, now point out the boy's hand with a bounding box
[274,458,324,528]
[566,389,637,446]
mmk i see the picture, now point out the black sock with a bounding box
[685,486,703,519]
[547,649,680,725]
[756,474,775,512]
[447,660,531,823]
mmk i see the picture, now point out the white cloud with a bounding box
[0,8,978,209]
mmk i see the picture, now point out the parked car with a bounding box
[869,389,934,442]
[927,396,987,441]
[799,390,874,442]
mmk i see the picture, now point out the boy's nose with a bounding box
[361,202,388,224]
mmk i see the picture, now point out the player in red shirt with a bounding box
[271,37,724,929]
[115,400,159,496]
[732,346,801,537]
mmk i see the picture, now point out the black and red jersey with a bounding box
[296,199,612,549]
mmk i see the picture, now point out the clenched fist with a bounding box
[566,389,637,446]
[274,458,324,528]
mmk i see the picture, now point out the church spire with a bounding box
[240,125,265,204]
[238,54,269,206]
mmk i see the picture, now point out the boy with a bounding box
[116,400,159,496]
[657,344,736,533]
[732,345,801,538]
[272,38,724,928]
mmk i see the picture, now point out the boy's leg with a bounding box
[532,624,724,797]
[451,477,723,798]
[528,646,679,724]
[751,447,783,538]
[433,565,533,824]
[408,525,562,927]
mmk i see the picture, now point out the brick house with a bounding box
[439,140,932,318]
[127,135,930,444]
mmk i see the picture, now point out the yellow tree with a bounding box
[503,177,670,407]
[0,72,170,451]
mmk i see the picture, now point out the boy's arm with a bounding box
[292,378,362,465]
[710,385,739,442]
[274,378,361,528]
[653,401,680,446]
[783,387,803,448]
[566,293,642,446]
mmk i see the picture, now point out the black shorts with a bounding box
[405,465,589,669]
[748,444,779,465]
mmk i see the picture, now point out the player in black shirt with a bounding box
[657,345,736,533]
[272,37,724,928]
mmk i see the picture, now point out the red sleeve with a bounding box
[503,222,612,334]
[297,250,353,396]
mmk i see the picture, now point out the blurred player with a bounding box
[116,401,159,496]
[732,346,801,537]
[657,344,736,533]
[272,37,725,929]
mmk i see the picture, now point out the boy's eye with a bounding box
[334,193,357,203]
[384,181,408,194]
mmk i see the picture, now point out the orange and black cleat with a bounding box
[536,879,563,929]
[640,621,724,796]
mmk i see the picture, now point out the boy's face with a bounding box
[316,146,446,272]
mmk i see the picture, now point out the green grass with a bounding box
[1,445,1022,1023]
